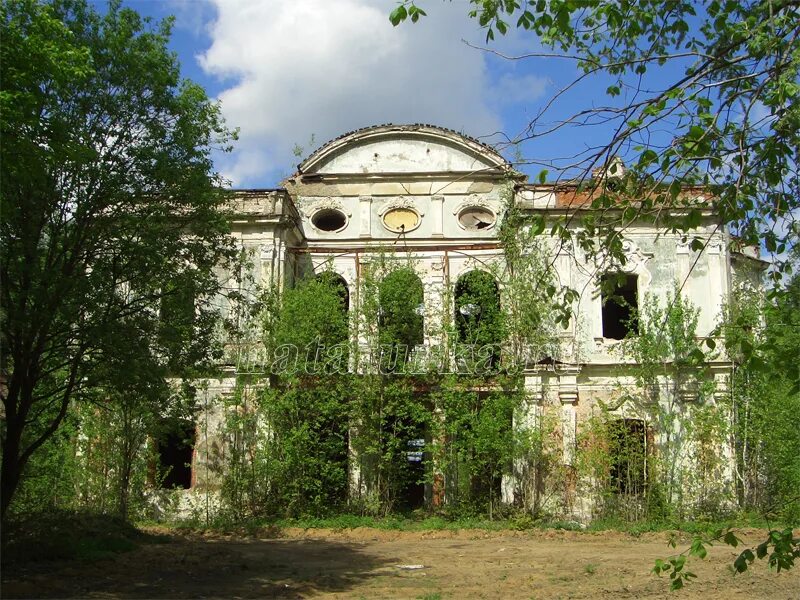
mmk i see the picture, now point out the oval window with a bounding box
[458,207,495,230]
[311,208,347,232]
[383,208,420,233]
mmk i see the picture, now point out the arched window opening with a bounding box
[378,269,424,370]
[315,271,349,314]
[271,272,351,373]
[609,418,647,495]
[454,271,502,371]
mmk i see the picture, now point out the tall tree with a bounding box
[0,0,236,522]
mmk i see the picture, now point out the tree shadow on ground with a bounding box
[2,532,399,598]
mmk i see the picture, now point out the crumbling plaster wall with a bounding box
[181,129,739,518]
[315,136,497,174]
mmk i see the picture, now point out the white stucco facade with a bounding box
[182,124,762,518]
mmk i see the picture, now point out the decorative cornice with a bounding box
[378,197,425,218]
[595,238,653,273]
[452,194,496,215]
[301,198,351,219]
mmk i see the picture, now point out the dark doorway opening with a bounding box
[609,418,647,495]
[158,420,194,489]
[383,410,428,511]
[402,435,426,510]
[601,274,639,340]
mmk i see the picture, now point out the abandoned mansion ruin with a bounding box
[163,124,763,520]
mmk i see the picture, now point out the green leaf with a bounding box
[733,555,749,573]
[530,216,546,236]
[723,531,740,548]
[653,558,665,575]
[639,149,658,165]
[756,542,769,559]
[408,5,426,23]
[389,5,408,26]
[690,539,707,559]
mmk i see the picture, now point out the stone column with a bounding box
[431,407,446,508]
[348,425,366,501]
[502,373,544,506]
[423,258,446,349]
[259,243,276,290]
[558,370,580,466]
[713,371,737,507]
[359,196,372,238]
[558,369,580,515]
[431,195,444,238]
[705,236,725,335]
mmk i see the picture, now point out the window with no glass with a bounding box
[601,273,638,340]
[609,418,647,495]
[157,419,194,489]
[311,208,347,232]
[458,206,495,230]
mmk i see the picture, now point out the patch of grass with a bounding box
[584,513,779,537]
[584,562,598,575]
[72,535,137,561]
[160,510,787,538]
[272,514,509,532]
[3,510,161,565]
[417,593,442,600]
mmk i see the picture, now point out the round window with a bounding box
[458,206,495,230]
[311,208,347,232]
[383,207,420,233]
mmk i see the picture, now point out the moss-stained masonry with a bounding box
[179,124,763,521]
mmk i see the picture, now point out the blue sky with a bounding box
[115,0,623,188]
[90,2,797,266]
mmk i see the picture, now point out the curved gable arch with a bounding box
[298,124,510,175]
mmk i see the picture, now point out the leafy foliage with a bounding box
[0,0,235,521]
[215,238,563,519]
[391,0,799,286]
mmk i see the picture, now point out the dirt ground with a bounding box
[2,527,798,599]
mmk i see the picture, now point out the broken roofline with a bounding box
[517,181,717,212]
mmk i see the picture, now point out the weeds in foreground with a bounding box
[155,511,789,539]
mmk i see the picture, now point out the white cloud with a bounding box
[169,0,216,37]
[198,0,531,186]
[489,73,549,107]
